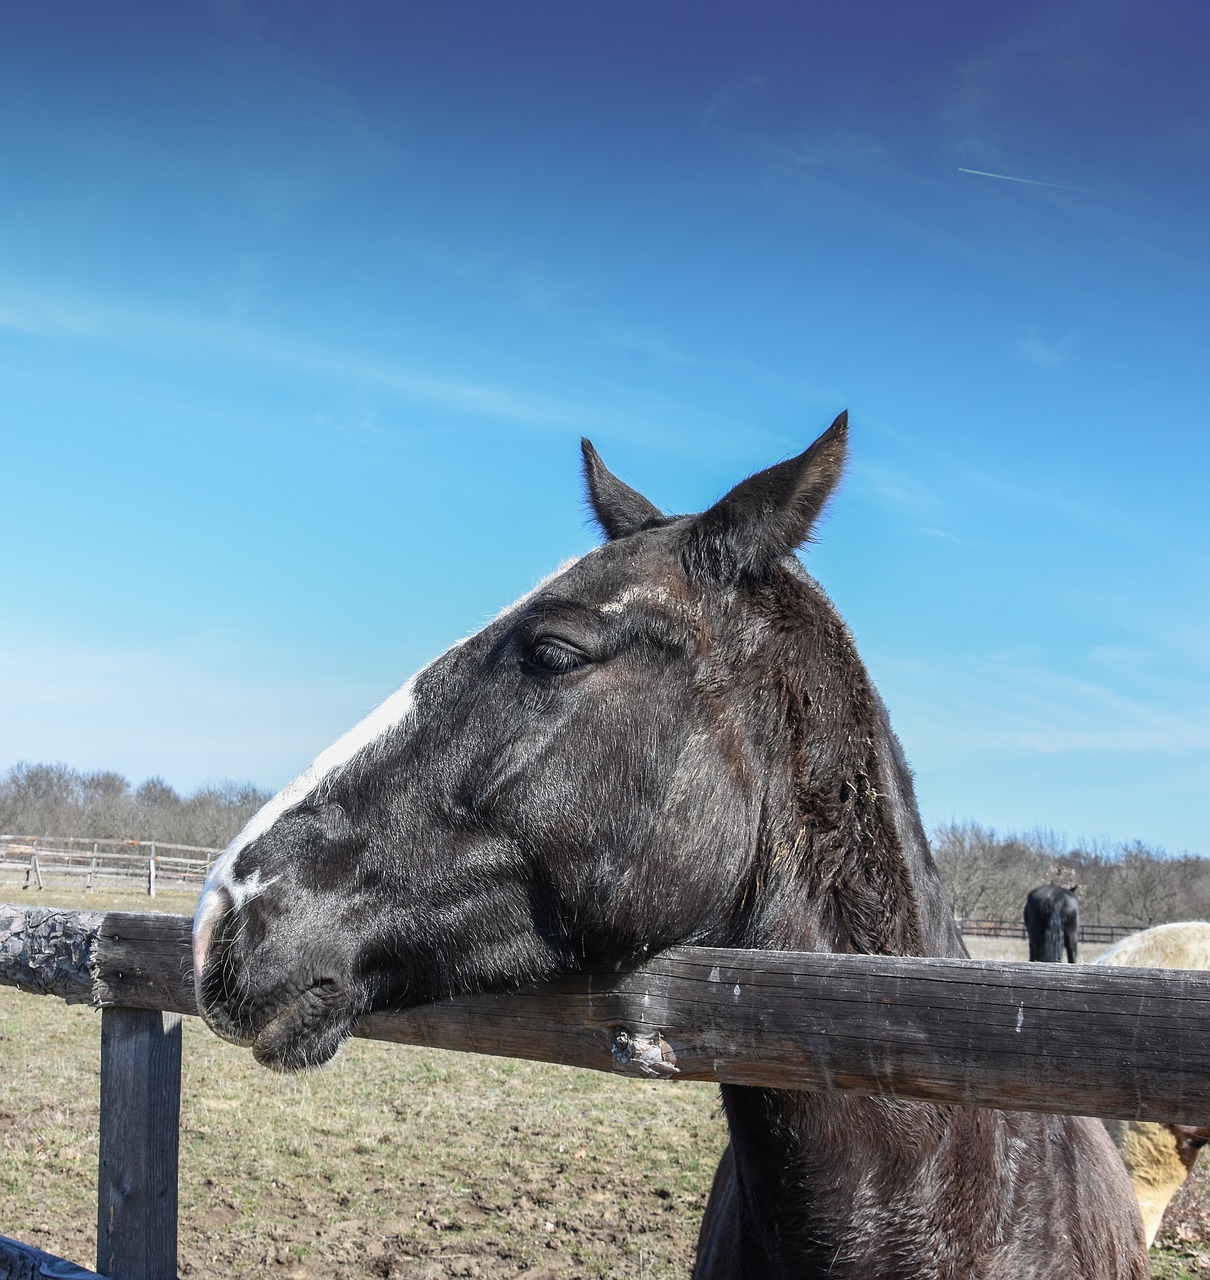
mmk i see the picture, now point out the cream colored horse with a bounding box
[1097,922,1210,1246]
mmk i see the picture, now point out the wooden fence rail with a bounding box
[3,903,1210,1278]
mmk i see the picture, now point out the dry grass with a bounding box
[1,990,724,1278]
[0,877,200,917]
[2,883,724,1279]
[2,888,1207,1277]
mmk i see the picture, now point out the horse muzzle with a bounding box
[192,881,360,1070]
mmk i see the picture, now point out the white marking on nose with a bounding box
[192,883,230,983]
[226,867,280,910]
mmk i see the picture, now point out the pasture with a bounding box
[2,886,1208,1277]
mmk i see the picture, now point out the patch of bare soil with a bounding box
[175,1162,708,1280]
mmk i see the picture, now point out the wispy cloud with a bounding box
[1088,643,1156,671]
[699,73,768,130]
[1016,328,1076,367]
[890,650,1210,758]
[849,459,948,527]
[0,281,627,436]
[419,243,692,368]
[589,320,691,366]
[778,130,887,171]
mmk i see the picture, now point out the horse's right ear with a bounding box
[581,439,666,540]
[682,411,849,584]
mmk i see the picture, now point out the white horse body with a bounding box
[1097,922,1210,1246]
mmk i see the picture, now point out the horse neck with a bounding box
[716,746,976,1273]
[737,582,965,961]
[704,588,980,1273]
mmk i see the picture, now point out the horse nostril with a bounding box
[193,883,234,997]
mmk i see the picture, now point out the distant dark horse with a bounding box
[193,416,1145,1278]
[1025,882,1080,962]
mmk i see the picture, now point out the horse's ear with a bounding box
[581,438,666,540]
[683,411,849,583]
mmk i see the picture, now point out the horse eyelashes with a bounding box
[525,638,589,675]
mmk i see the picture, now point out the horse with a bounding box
[1025,881,1080,962]
[1096,922,1210,1245]
[192,415,1147,1278]
[1097,920,1210,971]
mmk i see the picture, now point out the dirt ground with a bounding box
[2,993,723,1279]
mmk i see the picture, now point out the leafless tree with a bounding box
[0,761,268,848]
[932,822,1209,930]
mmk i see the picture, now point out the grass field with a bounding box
[2,883,1207,1277]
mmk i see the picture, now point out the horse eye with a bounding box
[524,637,588,675]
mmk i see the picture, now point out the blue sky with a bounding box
[2,2,1207,855]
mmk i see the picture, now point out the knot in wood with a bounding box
[610,1027,679,1078]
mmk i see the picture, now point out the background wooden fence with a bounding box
[956,916,1140,943]
[0,836,215,896]
[3,902,1207,1279]
[0,845,1151,940]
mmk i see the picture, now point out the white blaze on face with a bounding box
[191,670,423,978]
[191,552,589,984]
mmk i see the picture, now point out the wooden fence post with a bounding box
[97,1006,182,1280]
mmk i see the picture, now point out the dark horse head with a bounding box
[1024,881,1080,962]
[195,409,942,1059]
[194,411,955,1068]
[194,418,1146,1278]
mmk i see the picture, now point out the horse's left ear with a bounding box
[581,438,666,540]
[683,411,849,583]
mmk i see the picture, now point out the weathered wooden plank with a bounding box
[0,1234,103,1278]
[365,948,1210,1123]
[0,906,104,1003]
[92,913,194,1015]
[5,906,1210,1124]
[96,1008,181,1280]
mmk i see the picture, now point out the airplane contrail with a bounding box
[958,166,1083,192]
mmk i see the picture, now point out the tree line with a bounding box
[933,820,1210,929]
[2,763,1206,926]
[0,762,269,850]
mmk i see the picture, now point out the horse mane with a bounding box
[722,558,963,960]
